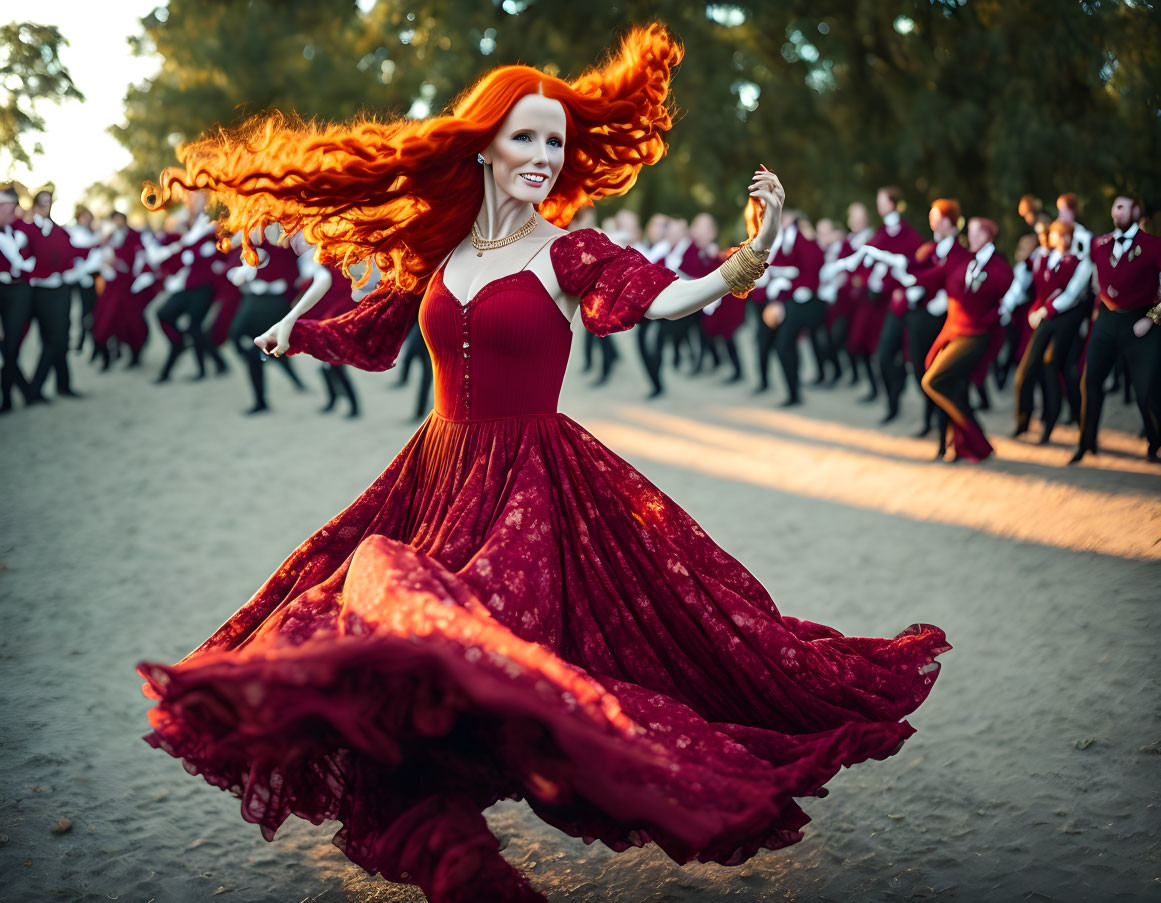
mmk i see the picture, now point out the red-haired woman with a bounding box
[136,26,949,902]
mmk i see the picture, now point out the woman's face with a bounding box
[482,93,567,205]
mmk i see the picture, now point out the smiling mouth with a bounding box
[519,173,548,186]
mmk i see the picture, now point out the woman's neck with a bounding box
[474,172,538,240]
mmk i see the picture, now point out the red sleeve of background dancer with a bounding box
[551,228,678,336]
[911,259,950,296]
[286,288,422,371]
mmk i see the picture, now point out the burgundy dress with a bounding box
[138,229,950,903]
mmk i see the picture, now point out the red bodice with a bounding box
[421,270,573,421]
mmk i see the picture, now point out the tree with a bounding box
[113,0,1161,247]
[0,22,84,172]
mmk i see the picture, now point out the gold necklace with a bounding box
[470,213,539,257]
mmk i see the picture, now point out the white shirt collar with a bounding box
[779,223,798,256]
[974,242,995,269]
[850,227,873,249]
[664,236,692,272]
[33,213,53,236]
[935,233,956,258]
[1047,249,1062,269]
[883,211,900,228]
[1113,223,1139,242]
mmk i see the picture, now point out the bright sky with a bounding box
[4,1,162,216]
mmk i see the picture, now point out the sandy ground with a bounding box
[1,315,1159,903]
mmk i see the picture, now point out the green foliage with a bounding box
[0,22,84,170]
[113,0,1160,249]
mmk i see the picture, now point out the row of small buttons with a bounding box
[460,303,472,417]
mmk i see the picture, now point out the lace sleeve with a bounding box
[287,288,422,371]
[550,228,678,336]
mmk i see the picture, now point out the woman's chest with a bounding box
[419,272,573,364]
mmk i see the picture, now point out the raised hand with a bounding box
[747,165,785,255]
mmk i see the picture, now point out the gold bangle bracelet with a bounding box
[717,240,770,297]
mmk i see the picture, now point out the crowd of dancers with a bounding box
[0,186,372,418]
[588,188,1161,464]
[2,182,1159,464]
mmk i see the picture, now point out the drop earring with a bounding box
[477,153,486,165]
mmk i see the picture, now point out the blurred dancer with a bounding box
[1007,220,1092,444]
[92,211,162,370]
[815,215,848,383]
[296,252,360,418]
[226,226,308,414]
[996,207,1052,390]
[155,194,228,381]
[0,185,37,410]
[842,187,923,403]
[659,217,699,372]
[910,217,1013,461]
[823,202,874,387]
[862,190,927,420]
[894,199,966,436]
[26,189,86,398]
[1071,195,1161,464]
[762,209,825,405]
[67,206,102,354]
[635,213,669,397]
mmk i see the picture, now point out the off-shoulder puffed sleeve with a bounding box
[287,288,421,371]
[550,228,678,336]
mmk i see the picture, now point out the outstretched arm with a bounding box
[644,166,785,320]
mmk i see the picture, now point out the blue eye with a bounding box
[513,133,531,142]
[548,137,563,148]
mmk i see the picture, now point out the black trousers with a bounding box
[29,284,73,396]
[229,292,300,410]
[876,312,907,418]
[157,284,224,379]
[754,303,777,391]
[635,318,663,395]
[74,283,98,352]
[905,308,946,431]
[1013,302,1087,438]
[583,332,619,381]
[701,335,742,380]
[774,296,826,402]
[659,315,696,370]
[1079,306,1161,453]
[1,281,34,407]
[922,332,993,459]
[827,312,853,380]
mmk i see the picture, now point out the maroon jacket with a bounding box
[1031,253,1081,319]
[253,244,301,289]
[768,228,823,298]
[26,217,85,281]
[862,217,924,301]
[914,246,1014,366]
[1091,228,1161,312]
[892,237,970,317]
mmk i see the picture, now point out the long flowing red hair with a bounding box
[143,24,682,293]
